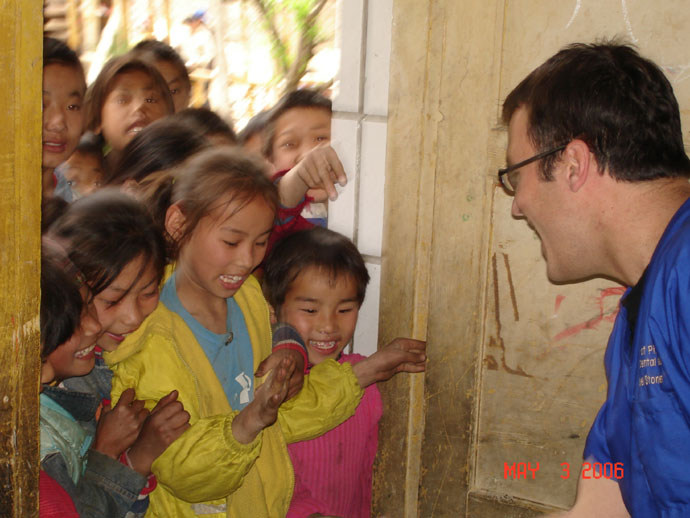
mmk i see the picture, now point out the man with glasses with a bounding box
[500,42,690,517]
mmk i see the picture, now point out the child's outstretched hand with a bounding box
[278,144,347,207]
[126,390,191,476]
[93,388,148,458]
[352,337,426,388]
[232,356,295,444]
[255,348,304,400]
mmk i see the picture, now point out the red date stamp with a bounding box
[503,462,624,480]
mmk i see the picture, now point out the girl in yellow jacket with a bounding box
[107,147,426,518]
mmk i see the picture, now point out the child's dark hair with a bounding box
[263,227,369,313]
[48,189,167,298]
[40,245,84,358]
[171,107,237,145]
[262,89,332,159]
[131,39,191,91]
[84,55,174,133]
[41,197,69,234]
[138,147,279,258]
[237,110,270,146]
[107,118,209,186]
[73,131,105,166]
[43,37,85,78]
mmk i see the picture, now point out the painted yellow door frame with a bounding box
[0,0,43,516]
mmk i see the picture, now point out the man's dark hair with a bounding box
[263,227,370,314]
[502,40,690,181]
[262,88,332,159]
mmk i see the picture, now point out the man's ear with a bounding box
[165,202,187,242]
[562,139,592,193]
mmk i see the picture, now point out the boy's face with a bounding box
[64,151,103,199]
[42,63,86,172]
[43,292,102,383]
[154,59,191,113]
[98,69,170,152]
[270,107,331,172]
[278,266,359,365]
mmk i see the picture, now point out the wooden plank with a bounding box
[0,0,43,516]
[467,490,563,517]
[372,1,432,516]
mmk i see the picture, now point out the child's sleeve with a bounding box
[109,338,264,503]
[41,450,147,518]
[150,413,263,502]
[277,359,364,443]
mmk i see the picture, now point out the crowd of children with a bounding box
[39,36,426,518]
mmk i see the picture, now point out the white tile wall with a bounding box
[329,117,360,241]
[332,0,393,356]
[333,0,366,113]
[363,0,393,116]
[358,119,387,256]
[353,262,381,357]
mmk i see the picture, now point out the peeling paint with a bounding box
[484,355,499,370]
[552,287,625,342]
[491,254,533,378]
[501,253,519,322]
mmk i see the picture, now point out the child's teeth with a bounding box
[75,344,95,358]
[220,274,243,282]
[310,340,336,350]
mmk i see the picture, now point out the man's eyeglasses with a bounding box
[498,144,567,194]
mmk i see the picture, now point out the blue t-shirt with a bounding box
[584,197,690,517]
[160,273,254,410]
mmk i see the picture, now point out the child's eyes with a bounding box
[142,290,158,299]
[223,240,238,247]
[255,240,268,248]
[68,103,82,111]
[300,308,317,314]
[145,97,158,103]
[280,141,295,149]
[316,135,329,142]
[170,88,179,95]
[101,299,119,308]
[338,308,354,314]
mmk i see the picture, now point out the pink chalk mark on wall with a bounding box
[552,287,626,342]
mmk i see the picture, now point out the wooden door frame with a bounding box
[0,1,43,516]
